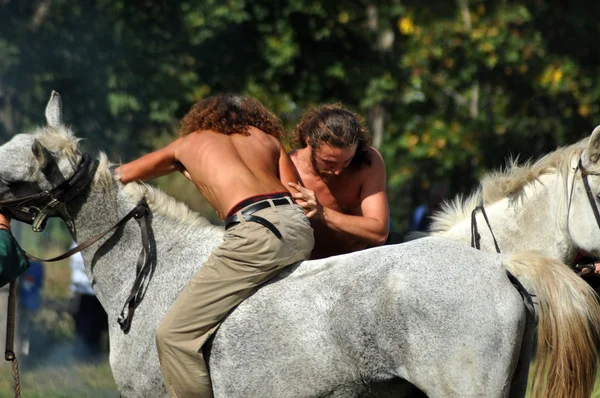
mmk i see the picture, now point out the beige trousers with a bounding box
[156,201,314,397]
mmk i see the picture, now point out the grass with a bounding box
[0,359,119,398]
[0,228,119,397]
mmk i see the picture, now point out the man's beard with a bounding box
[311,150,336,180]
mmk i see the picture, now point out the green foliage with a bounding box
[2,0,600,231]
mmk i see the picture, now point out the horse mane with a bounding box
[119,181,220,231]
[35,125,81,160]
[431,138,589,233]
[33,126,220,231]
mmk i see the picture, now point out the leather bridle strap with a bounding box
[18,198,152,334]
[470,202,535,320]
[470,203,501,253]
[117,202,153,333]
[0,153,99,232]
[578,159,600,231]
[23,199,150,264]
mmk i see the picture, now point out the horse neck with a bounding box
[438,173,575,262]
[69,181,224,311]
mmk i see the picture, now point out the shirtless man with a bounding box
[117,94,314,398]
[288,105,389,259]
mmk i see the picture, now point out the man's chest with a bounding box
[303,173,362,214]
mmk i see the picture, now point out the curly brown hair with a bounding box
[179,94,284,138]
[294,104,372,169]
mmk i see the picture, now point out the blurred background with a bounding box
[1,0,600,396]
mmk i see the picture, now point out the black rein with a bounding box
[0,153,153,333]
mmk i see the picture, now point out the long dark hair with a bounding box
[294,104,372,168]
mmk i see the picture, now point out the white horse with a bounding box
[1,92,599,398]
[431,126,600,269]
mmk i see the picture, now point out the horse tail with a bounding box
[504,251,600,398]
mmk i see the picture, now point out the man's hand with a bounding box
[578,261,600,277]
[288,182,322,219]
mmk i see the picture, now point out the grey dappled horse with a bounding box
[1,92,599,398]
[432,126,600,268]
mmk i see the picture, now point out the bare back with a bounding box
[175,127,291,218]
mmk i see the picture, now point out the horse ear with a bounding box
[32,139,51,169]
[45,90,63,128]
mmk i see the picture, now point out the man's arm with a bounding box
[117,138,184,184]
[291,147,390,248]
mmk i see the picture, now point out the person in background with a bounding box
[408,182,449,233]
[18,259,44,357]
[68,242,108,361]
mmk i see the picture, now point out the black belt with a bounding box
[224,197,293,240]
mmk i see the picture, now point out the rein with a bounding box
[21,198,153,334]
[1,153,154,397]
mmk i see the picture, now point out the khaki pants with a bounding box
[156,201,314,397]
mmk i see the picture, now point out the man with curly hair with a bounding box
[117,94,314,397]
[288,104,389,259]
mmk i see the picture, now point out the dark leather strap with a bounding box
[117,201,153,333]
[24,199,150,264]
[5,280,17,361]
[226,192,292,218]
[224,197,292,240]
[579,159,600,231]
[13,198,153,334]
[470,203,535,321]
[0,153,99,232]
[470,204,501,253]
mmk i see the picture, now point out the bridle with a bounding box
[0,152,153,333]
[568,158,600,273]
[575,158,600,234]
[0,153,98,232]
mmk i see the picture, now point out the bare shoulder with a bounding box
[357,147,386,196]
[363,146,386,176]
[367,146,385,163]
[250,127,282,148]
[288,148,299,160]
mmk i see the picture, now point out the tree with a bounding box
[2,0,600,233]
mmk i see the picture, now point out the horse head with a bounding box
[0,91,97,232]
[568,125,600,259]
